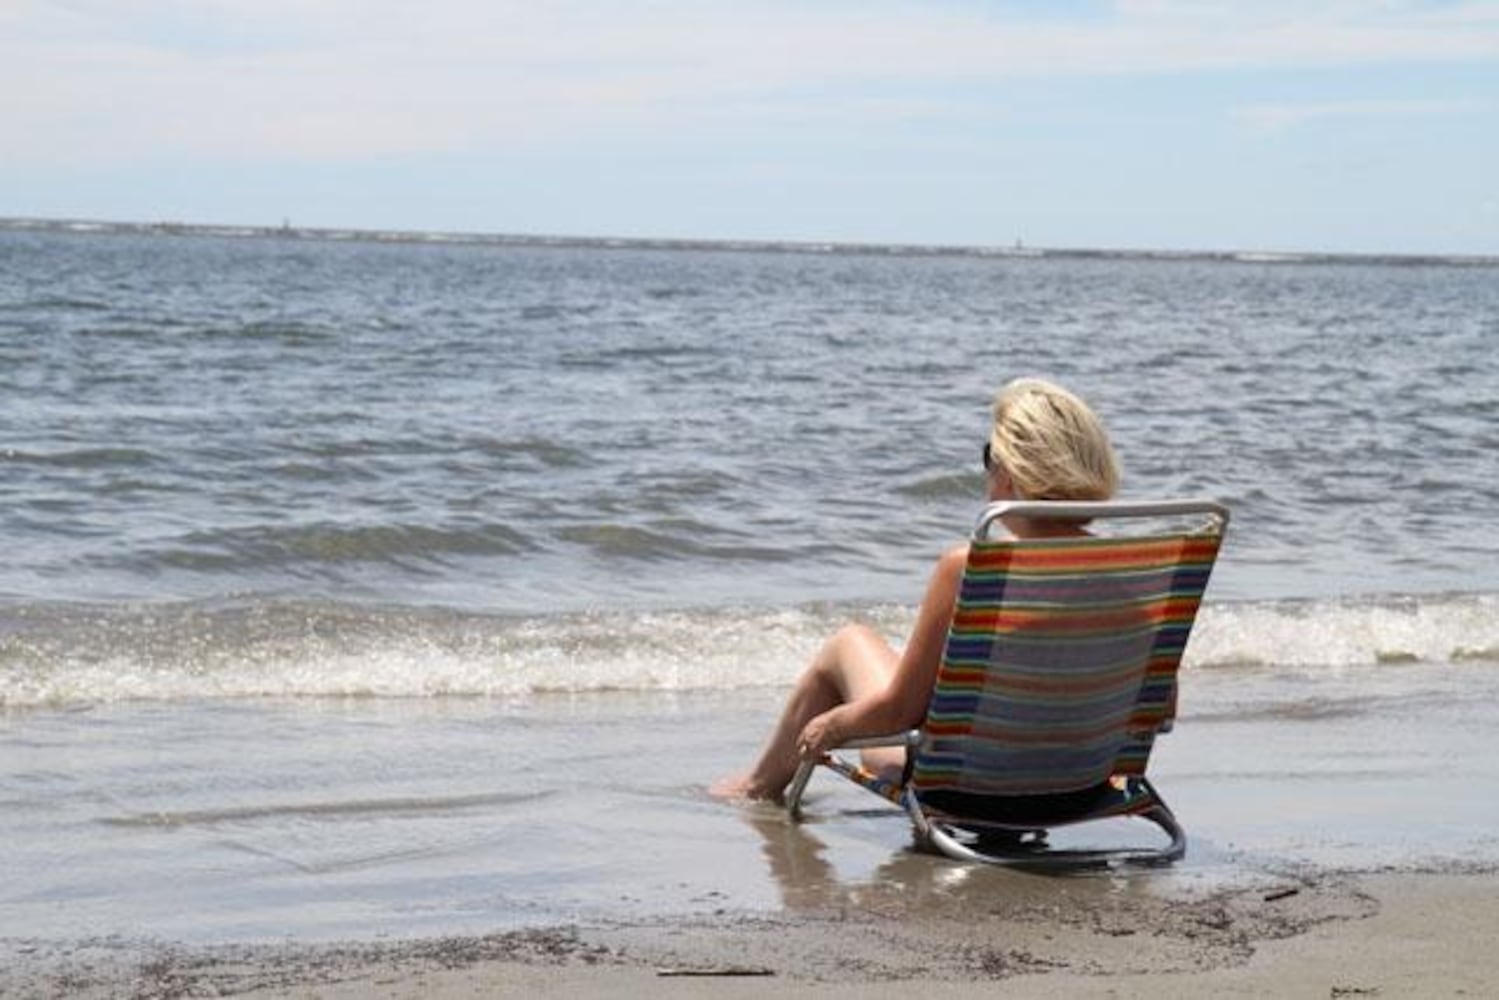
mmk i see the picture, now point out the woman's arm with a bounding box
[796,544,969,756]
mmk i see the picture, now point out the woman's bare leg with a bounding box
[712,624,900,802]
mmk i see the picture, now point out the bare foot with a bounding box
[709,773,778,803]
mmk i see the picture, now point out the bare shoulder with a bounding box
[910,545,971,617]
[927,543,970,592]
[937,543,970,575]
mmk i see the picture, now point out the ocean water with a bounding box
[3,227,1498,943]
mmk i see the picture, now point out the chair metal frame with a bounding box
[785,498,1229,869]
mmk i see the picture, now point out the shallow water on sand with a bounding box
[5,659,1499,944]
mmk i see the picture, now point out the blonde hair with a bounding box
[989,378,1119,501]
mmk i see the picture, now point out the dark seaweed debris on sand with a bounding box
[0,927,619,1000]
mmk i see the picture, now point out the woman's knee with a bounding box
[830,622,883,651]
[814,624,897,697]
[812,624,879,674]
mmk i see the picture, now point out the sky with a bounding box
[3,0,1497,254]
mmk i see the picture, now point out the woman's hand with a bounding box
[797,711,842,760]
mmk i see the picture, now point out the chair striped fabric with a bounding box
[786,499,1228,868]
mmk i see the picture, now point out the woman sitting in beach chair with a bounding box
[712,376,1122,804]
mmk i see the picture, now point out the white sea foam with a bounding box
[3,594,1495,708]
[1190,593,1499,669]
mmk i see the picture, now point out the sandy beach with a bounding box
[7,870,1497,998]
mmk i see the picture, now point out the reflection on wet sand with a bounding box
[739,808,1169,920]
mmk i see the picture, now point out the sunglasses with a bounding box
[982,442,996,472]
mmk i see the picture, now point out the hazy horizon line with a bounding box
[4,214,1495,268]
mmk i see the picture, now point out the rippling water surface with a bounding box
[7,230,1496,615]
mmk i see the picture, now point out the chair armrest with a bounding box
[785,730,921,819]
[834,731,923,750]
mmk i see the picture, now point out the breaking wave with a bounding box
[3,592,1496,708]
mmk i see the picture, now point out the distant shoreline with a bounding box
[3,215,1494,268]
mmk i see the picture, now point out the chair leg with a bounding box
[909,789,1188,869]
[785,758,818,820]
[1136,801,1187,865]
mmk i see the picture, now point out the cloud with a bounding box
[6,0,1499,167]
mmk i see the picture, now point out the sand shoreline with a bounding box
[8,869,1497,998]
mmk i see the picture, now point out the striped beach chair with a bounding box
[786,499,1229,868]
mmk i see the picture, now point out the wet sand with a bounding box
[8,871,1497,997]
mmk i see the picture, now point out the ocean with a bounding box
[3,226,1498,944]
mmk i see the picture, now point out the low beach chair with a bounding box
[786,499,1229,868]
